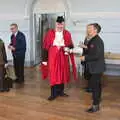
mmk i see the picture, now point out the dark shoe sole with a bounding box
[60,93,69,97]
[14,81,24,84]
[0,88,10,92]
[86,106,100,113]
[85,89,93,93]
[48,96,56,101]
[86,109,100,113]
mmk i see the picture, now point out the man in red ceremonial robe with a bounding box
[41,16,77,101]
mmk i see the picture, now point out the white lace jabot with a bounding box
[53,31,65,47]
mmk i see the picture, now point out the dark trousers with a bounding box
[84,65,91,89]
[13,55,25,82]
[51,84,64,97]
[0,65,5,90]
[90,74,102,105]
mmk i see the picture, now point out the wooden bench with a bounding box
[75,52,120,76]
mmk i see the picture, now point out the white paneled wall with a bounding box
[67,0,120,13]
[68,14,120,53]
[0,0,120,70]
[65,0,120,75]
[0,19,30,62]
[0,0,34,66]
[66,0,120,53]
[33,0,66,13]
[0,0,26,15]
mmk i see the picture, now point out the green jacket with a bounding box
[0,39,7,65]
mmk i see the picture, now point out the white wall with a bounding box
[0,0,26,15]
[65,0,120,75]
[65,0,120,53]
[0,0,120,71]
[68,13,120,53]
[0,0,33,66]
[0,0,66,66]
[68,0,120,13]
[0,18,30,63]
[33,0,66,13]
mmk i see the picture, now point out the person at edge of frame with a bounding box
[0,38,9,92]
[79,26,93,93]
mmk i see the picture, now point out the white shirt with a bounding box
[14,31,18,37]
[53,31,65,47]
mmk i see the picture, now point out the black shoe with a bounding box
[14,79,24,84]
[18,81,24,84]
[85,88,92,93]
[86,105,100,113]
[0,88,10,92]
[5,88,10,92]
[60,93,69,97]
[14,79,19,83]
[100,98,102,103]
[48,96,56,101]
[0,89,5,92]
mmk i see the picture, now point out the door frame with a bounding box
[33,12,65,65]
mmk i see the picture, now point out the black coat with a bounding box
[83,38,89,55]
[81,38,91,80]
[10,31,26,56]
[0,39,7,65]
[81,38,89,65]
[85,35,105,74]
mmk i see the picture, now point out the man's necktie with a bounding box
[12,34,16,46]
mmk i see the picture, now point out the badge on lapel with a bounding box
[90,44,94,48]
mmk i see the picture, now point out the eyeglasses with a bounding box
[10,27,15,30]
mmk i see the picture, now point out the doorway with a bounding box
[34,13,65,65]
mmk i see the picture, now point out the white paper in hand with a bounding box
[72,47,83,55]
[4,63,9,68]
[42,62,47,66]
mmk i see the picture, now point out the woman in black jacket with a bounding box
[80,23,105,113]
[80,34,92,93]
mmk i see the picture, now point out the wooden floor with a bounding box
[0,67,120,120]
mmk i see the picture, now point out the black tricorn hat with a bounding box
[56,16,64,23]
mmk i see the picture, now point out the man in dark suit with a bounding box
[8,23,26,84]
[80,23,105,113]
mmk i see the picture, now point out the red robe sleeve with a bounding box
[42,30,51,62]
[70,53,77,80]
[43,30,52,50]
[40,30,52,80]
